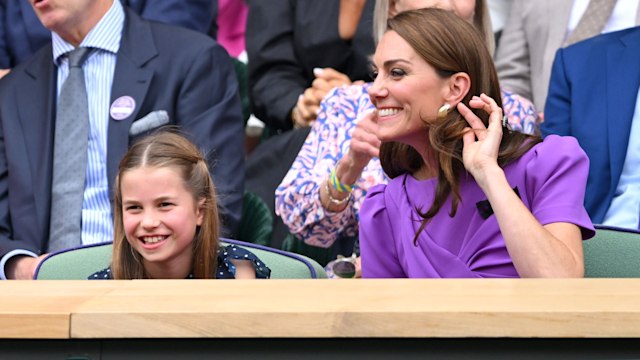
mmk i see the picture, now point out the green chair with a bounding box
[34,242,113,280]
[225,239,327,279]
[34,239,326,279]
[238,191,273,246]
[583,225,640,278]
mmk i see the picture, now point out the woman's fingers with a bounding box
[457,101,487,140]
[351,109,381,159]
[479,93,503,132]
[462,127,476,147]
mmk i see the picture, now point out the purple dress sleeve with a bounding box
[520,135,595,238]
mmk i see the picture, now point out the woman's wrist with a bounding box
[335,156,365,186]
[320,179,351,212]
[475,164,507,199]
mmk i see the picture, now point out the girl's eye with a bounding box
[159,202,174,208]
[125,205,141,211]
[369,70,378,80]
[390,68,406,78]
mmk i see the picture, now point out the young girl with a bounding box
[89,131,270,279]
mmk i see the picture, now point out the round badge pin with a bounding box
[110,96,136,120]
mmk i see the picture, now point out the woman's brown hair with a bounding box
[111,130,220,279]
[377,8,541,242]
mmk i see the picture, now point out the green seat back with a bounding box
[584,225,640,278]
[34,239,326,279]
[35,242,113,280]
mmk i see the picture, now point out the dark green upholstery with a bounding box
[34,239,326,279]
[238,191,273,246]
[583,225,640,278]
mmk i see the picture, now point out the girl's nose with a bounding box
[141,212,160,229]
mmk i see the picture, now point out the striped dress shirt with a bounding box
[52,0,124,245]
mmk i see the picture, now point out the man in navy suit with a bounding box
[0,0,216,71]
[543,26,640,229]
[0,0,244,279]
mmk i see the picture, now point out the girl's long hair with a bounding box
[111,131,220,279]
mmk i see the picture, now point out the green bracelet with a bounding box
[330,168,353,193]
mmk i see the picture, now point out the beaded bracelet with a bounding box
[330,168,354,193]
[325,180,351,206]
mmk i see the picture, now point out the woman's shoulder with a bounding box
[527,135,586,162]
[362,175,411,214]
[509,134,589,182]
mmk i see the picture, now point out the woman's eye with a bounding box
[390,68,406,78]
[159,202,174,208]
[125,205,141,211]
[369,70,378,80]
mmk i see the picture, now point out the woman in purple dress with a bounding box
[360,8,594,278]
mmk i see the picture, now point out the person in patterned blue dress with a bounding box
[89,131,270,279]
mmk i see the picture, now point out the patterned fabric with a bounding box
[275,83,540,248]
[87,244,271,279]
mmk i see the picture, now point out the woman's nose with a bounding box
[367,77,388,100]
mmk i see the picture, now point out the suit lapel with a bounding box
[16,47,57,233]
[606,29,640,191]
[107,9,157,198]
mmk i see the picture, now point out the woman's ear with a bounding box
[443,72,471,106]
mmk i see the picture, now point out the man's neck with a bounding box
[58,0,115,47]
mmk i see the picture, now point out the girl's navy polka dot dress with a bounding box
[88,245,271,279]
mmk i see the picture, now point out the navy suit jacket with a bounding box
[0,0,216,68]
[543,27,640,224]
[0,8,244,258]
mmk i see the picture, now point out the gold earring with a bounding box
[437,103,451,119]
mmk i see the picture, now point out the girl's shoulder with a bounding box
[217,244,271,279]
[88,267,112,280]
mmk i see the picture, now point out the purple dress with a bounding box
[360,135,595,278]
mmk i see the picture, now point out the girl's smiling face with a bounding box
[121,166,204,278]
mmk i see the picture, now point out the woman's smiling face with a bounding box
[367,30,449,152]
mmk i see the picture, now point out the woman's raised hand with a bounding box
[457,93,504,185]
[347,109,380,171]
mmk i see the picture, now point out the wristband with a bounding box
[330,168,353,193]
